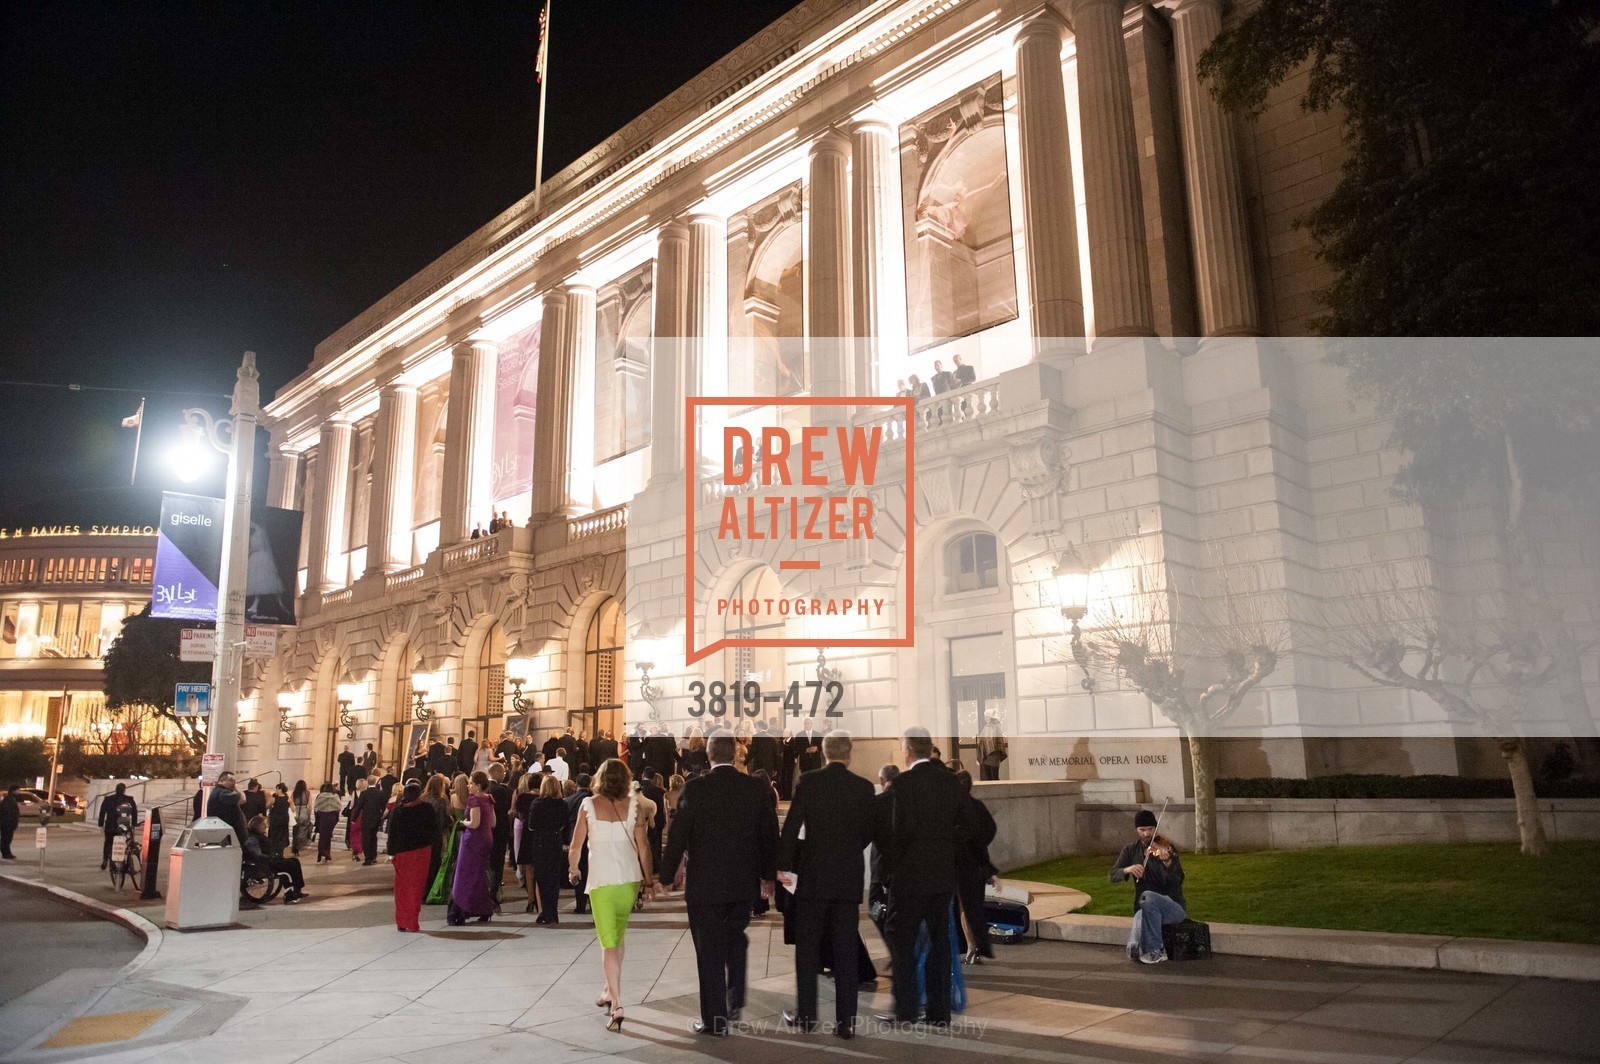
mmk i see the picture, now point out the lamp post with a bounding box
[410,672,435,722]
[1054,546,1095,692]
[201,352,261,762]
[505,659,534,716]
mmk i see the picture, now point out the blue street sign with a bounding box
[174,682,212,717]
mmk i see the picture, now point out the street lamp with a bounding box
[1054,546,1095,692]
[410,672,435,722]
[202,352,261,762]
[336,683,359,738]
[633,638,663,722]
[276,691,295,740]
[505,659,534,718]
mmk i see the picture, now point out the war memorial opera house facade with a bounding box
[244,0,1599,796]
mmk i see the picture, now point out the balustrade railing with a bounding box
[386,564,427,591]
[570,504,628,540]
[442,535,501,571]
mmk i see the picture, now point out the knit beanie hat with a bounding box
[1133,809,1158,827]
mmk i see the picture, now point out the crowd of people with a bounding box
[179,718,1180,1039]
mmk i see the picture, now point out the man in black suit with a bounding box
[783,720,822,799]
[952,353,976,387]
[589,729,618,768]
[355,775,389,866]
[644,725,677,783]
[426,737,452,778]
[360,743,378,778]
[748,720,782,778]
[495,732,520,763]
[337,747,357,795]
[660,731,777,1037]
[627,725,646,774]
[875,727,975,1026]
[486,762,514,905]
[778,731,876,1038]
[458,730,479,774]
[563,773,592,913]
[98,783,139,869]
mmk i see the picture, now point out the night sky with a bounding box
[0,0,804,528]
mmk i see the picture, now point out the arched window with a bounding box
[945,532,998,594]
[595,274,653,461]
[900,76,1018,349]
[581,598,626,740]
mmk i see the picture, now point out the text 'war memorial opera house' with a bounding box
[242,0,1599,826]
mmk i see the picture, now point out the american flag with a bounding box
[535,3,549,83]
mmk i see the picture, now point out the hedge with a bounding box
[1216,774,1600,800]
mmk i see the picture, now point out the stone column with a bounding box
[1170,0,1260,336]
[532,290,572,521]
[440,339,498,543]
[1072,0,1155,338]
[265,447,300,510]
[307,416,351,592]
[1014,12,1087,349]
[649,221,689,487]
[851,116,897,399]
[686,212,726,455]
[365,381,417,574]
[563,285,597,514]
[808,131,850,422]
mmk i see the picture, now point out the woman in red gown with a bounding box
[386,782,440,932]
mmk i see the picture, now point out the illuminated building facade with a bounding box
[0,530,156,750]
[253,0,1599,794]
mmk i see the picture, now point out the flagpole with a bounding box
[534,0,551,213]
[130,397,145,486]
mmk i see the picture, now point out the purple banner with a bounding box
[491,320,540,502]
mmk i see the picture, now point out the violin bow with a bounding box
[1141,796,1171,870]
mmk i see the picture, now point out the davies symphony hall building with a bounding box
[246,0,1599,799]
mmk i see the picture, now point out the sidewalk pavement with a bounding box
[3,826,1598,1064]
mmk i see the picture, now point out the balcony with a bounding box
[442,535,501,572]
[570,504,628,541]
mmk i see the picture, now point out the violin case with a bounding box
[983,898,1033,942]
[1161,919,1212,960]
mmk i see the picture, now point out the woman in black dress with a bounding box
[525,775,570,924]
[267,783,291,857]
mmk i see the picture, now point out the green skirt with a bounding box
[425,815,462,905]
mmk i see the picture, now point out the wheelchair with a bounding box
[240,859,294,907]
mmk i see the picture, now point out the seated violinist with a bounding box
[1109,809,1185,964]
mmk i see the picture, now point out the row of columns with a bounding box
[288,0,1261,587]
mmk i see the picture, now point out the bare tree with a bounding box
[1322,567,1583,856]
[1082,542,1282,854]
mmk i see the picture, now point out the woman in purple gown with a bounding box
[447,771,498,925]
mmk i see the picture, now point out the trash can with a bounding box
[164,817,242,931]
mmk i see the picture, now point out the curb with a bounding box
[1032,909,1600,983]
[0,872,163,980]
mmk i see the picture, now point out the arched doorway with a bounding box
[576,597,626,742]
[309,653,343,788]
[376,635,418,775]
[459,618,507,761]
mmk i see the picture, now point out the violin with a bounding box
[1143,833,1177,865]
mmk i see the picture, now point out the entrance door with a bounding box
[379,723,406,773]
[950,673,1005,768]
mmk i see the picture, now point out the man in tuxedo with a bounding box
[952,353,976,387]
[930,359,956,394]
[589,729,618,768]
[495,732,520,763]
[783,719,822,799]
[660,732,777,1037]
[627,724,647,773]
[778,731,876,1038]
[337,746,357,795]
[486,762,514,905]
[426,737,452,778]
[748,719,782,779]
[875,727,976,1026]
[458,730,480,774]
[360,743,378,778]
[355,774,389,866]
[563,773,592,913]
[644,725,677,783]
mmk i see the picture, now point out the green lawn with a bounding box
[1009,841,1600,945]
